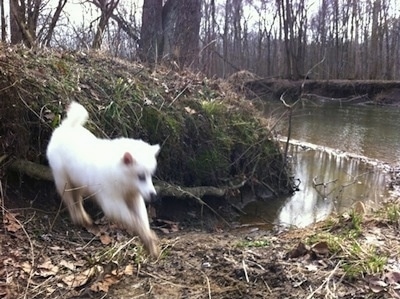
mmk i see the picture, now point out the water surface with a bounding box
[241,102,400,228]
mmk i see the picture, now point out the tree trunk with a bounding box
[139,0,163,63]
[161,0,201,68]
[0,0,5,42]
[9,1,25,45]
[42,0,68,47]
[92,0,120,49]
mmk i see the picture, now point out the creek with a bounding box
[240,102,400,229]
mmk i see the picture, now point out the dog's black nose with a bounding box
[149,192,158,203]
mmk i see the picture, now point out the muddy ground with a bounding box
[2,175,400,299]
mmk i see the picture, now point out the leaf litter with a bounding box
[2,188,400,298]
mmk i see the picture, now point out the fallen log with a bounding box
[9,159,54,181]
[7,159,242,200]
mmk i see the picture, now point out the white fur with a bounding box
[46,102,160,257]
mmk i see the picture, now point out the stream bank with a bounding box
[2,47,400,298]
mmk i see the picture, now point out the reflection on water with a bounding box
[241,144,389,228]
[240,102,400,229]
[277,144,388,228]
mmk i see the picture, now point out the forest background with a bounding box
[1,0,399,81]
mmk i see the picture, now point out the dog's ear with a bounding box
[152,144,160,156]
[123,152,136,165]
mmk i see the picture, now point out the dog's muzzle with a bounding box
[147,192,158,203]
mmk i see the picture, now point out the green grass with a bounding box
[236,239,270,248]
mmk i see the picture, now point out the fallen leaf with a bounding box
[155,219,180,233]
[184,106,196,114]
[305,263,318,272]
[49,246,64,251]
[37,259,59,277]
[60,259,75,271]
[100,233,112,245]
[124,264,134,276]
[20,262,32,274]
[159,227,171,234]
[286,242,309,259]
[311,241,330,256]
[90,274,119,292]
[369,277,387,293]
[385,271,400,284]
[4,212,22,233]
[62,267,96,288]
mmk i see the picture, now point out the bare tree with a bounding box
[90,0,120,49]
[8,0,69,47]
[139,0,163,63]
[277,0,308,79]
[10,0,42,46]
[201,0,218,76]
[41,0,68,47]
[0,0,6,42]
[2,0,400,80]
[140,0,201,68]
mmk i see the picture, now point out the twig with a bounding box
[306,261,341,299]
[109,237,138,260]
[242,259,249,283]
[49,183,68,231]
[0,154,7,165]
[174,184,231,227]
[139,270,188,288]
[0,180,4,228]
[168,83,191,107]
[280,92,300,161]
[0,203,36,299]
[152,237,180,264]
[186,262,212,299]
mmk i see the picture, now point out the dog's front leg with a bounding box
[126,195,160,258]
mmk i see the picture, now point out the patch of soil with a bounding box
[2,178,400,299]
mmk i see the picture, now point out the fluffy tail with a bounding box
[61,101,89,127]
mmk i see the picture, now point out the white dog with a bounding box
[46,102,160,257]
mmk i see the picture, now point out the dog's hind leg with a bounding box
[55,179,92,227]
[126,195,160,258]
[69,185,93,227]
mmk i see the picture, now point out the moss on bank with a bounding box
[0,43,292,196]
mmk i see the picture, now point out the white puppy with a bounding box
[46,102,160,257]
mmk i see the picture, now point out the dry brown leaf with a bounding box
[4,213,22,233]
[368,277,387,293]
[124,264,134,276]
[20,262,32,274]
[90,274,119,292]
[305,263,318,272]
[286,242,309,259]
[62,267,96,288]
[311,241,330,256]
[385,271,400,284]
[49,246,64,251]
[156,219,180,234]
[100,233,112,245]
[37,260,59,277]
[59,259,75,271]
[184,106,196,114]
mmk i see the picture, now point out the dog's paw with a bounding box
[71,212,93,228]
[145,231,160,258]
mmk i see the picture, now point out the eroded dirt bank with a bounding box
[2,177,400,299]
[2,46,400,298]
[244,78,400,106]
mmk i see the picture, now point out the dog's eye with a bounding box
[138,174,146,181]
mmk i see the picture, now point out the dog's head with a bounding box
[121,141,160,202]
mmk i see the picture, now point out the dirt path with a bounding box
[2,181,400,299]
